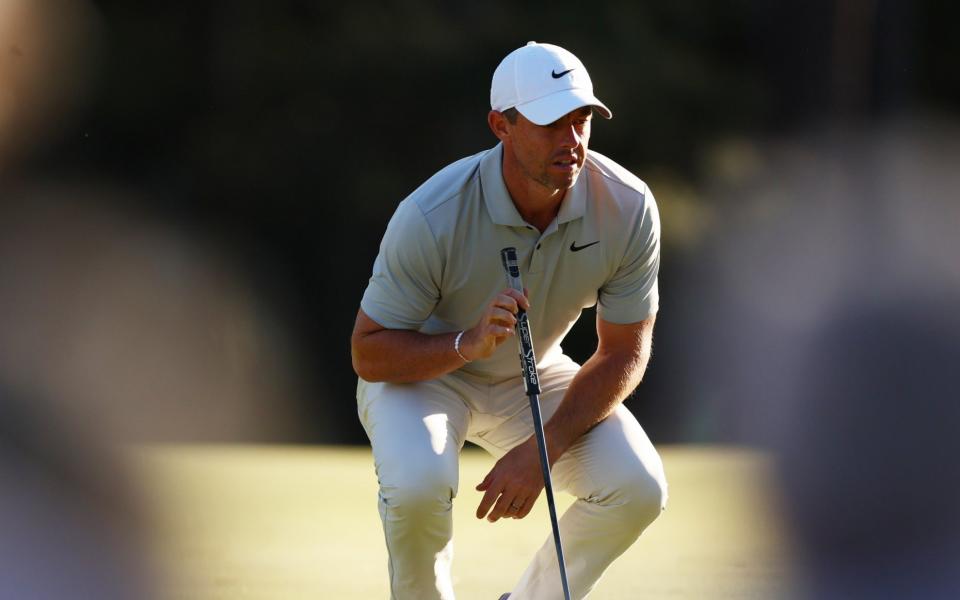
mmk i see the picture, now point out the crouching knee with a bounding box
[610,467,668,535]
[380,469,456,519]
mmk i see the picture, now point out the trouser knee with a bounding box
[380,469,456,519]
[605,469,668,535]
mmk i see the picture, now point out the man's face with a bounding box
[503,106,592,192]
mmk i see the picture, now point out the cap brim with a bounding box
[515,88,612,126]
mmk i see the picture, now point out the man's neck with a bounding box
[501,158,565,233]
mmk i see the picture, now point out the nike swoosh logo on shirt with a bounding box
[570,240,600,252]
[551,68,575,79]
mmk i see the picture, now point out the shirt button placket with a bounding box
[530,237,544,273]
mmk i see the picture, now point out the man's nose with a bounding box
[559,124,580,149]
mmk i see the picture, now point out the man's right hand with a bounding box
[459,288,530,361]
[351,288,530,382]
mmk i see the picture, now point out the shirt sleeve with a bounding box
[360,199,442,330]
[597,186,661,324]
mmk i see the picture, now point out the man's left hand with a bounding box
[475,438,545,522]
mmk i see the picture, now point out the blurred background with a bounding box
[3,0,959,444]
[2,0,959,598]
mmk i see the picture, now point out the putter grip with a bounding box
[500,247,541,396]
[500,247,524,293]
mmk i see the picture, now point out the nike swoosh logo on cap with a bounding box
[570,240,599,252]
[551,68,575,79]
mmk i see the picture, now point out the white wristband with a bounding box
[454,330,471,363]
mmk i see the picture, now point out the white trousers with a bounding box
[357,355,668,600]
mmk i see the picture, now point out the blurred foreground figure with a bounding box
[1,2,304,597]
[698,119,960,598]
[0,2,156,596]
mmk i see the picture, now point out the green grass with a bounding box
[134,445,795,599]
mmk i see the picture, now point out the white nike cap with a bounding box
[490,41,612,126]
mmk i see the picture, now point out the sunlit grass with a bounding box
[134,445,795,599]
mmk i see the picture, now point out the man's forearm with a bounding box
[542,346,649,463]
[352,329,466,383]
[352,290,525,384]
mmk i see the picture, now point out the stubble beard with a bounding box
[527,160,580,194]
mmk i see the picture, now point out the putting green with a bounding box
[134,445,795,599]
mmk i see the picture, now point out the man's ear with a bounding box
[488,110,510,142]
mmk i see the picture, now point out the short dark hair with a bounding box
[501,107,519,124]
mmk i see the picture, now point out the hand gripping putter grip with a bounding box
[500,247,572,600]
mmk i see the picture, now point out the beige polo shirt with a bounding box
[360,143,660,381]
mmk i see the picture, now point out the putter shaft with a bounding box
[500,247,572,600]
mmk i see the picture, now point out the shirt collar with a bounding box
[480,143,588,227]
[480,144,526,227]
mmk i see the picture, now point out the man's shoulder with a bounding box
[584,149,651,201]
[405,147,492,216]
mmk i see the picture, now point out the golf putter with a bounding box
[500,247,572,600]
